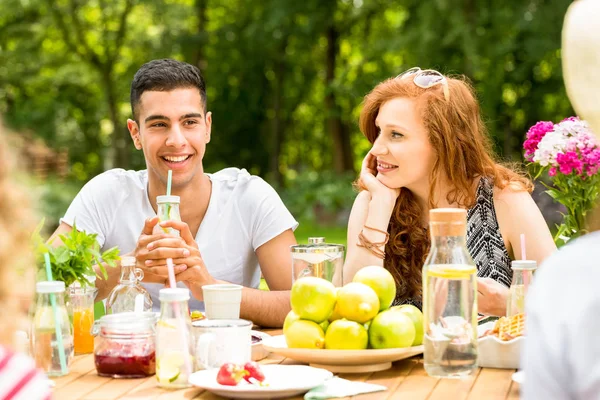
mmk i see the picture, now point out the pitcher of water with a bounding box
[291,237,345,287]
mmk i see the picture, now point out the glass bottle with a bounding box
[506,260,537,317]
[92,312,157,378]
[422,208,478,378]
[156,288,194,388]
[106,256,152,314]
[69,274,98,355]
[32,281,74,377]
[156,195,182,237]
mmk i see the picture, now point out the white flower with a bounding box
[533,128,569,166]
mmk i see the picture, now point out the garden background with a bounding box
[0,0,575,244]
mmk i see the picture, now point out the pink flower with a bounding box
[548,167,557,177]
[556,151,583,176]
[524,121,554,160]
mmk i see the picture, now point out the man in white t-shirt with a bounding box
[52,59,298,327]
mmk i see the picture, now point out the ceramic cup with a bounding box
[192,319,252,370]
[202,284,243,319]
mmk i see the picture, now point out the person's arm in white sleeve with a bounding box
[523,233,600,400]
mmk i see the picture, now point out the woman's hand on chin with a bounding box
[360,152,400,205]
[477,277,509,317]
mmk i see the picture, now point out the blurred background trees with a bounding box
[0,0,573,239]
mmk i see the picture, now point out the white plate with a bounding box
[189,364,333,399]
[512,371,525,384]
[262,334,423,373]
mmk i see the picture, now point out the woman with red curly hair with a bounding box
[343,68,556,316]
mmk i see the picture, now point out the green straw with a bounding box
[166,170,172,196]
[43,253,68,375]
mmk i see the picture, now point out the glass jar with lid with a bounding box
[106,256,152,314]
[506,260,537,317]
[155,195,182,236]
[32,281,74,376]
[92,312,157,378]
[291,237,345,286]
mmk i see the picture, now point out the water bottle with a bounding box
[506,260,536,317]
[423,208,478,378]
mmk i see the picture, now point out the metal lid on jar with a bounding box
[291,237,345,254]
[159,288,190,301]
[92,312,157,336]
[511,260,537,270]
[157,195,180,204]
[36,281,65,293]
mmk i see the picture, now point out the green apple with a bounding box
[369,309,415,349]
[391,304,424,346]
[352,266,397,311]
[319,319,330,332]
[325,319,368,349]
[290,277,337,323]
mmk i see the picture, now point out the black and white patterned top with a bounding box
[392,176,512,309]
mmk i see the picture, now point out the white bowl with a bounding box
[477,321,523,369]
[251,330,271,361]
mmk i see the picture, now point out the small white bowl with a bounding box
[477,321,523,369]
[251,330,272,361]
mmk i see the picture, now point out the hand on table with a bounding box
[477,277,509,316]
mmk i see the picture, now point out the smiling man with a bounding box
[52,59,298,327]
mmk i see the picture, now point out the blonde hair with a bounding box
[0,120,36,346]
[359,75,532,302]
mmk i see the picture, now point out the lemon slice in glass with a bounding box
[156,351,185,384]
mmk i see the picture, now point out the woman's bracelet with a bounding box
[357,225,389,259]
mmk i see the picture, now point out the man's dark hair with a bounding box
[130,59,207,121]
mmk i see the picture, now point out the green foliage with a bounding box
[25,176,83,234]
[33,220,120,288]
[0,0,577,234]
[280,170,356,224]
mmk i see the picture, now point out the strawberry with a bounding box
[216,363,248,386]
[243,361,265,384]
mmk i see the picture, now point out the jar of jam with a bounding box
[92,312,157,378]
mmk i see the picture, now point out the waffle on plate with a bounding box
[482,313,525,341]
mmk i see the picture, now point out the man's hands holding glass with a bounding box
[134,217,216,299]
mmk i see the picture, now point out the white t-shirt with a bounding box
[61,167,298,311]
[522,231,600,400]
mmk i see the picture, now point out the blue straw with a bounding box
[43,253,68,375]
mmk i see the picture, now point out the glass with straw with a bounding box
[155,258,193,388]
[156,171,182,236]
[33,254,73,376]
[506,233,537,317]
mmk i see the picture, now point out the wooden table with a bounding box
[52,329,520,400]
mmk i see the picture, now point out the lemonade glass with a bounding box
[69,277,98,355]
[156,195,181,236]
[506,260,537,317]
[32,281,74,377]
[156,288,194,388]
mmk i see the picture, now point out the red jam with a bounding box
[95,352,156,378]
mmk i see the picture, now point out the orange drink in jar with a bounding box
[74,307,95,354]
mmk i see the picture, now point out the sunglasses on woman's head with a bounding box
[396,67,450,101]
